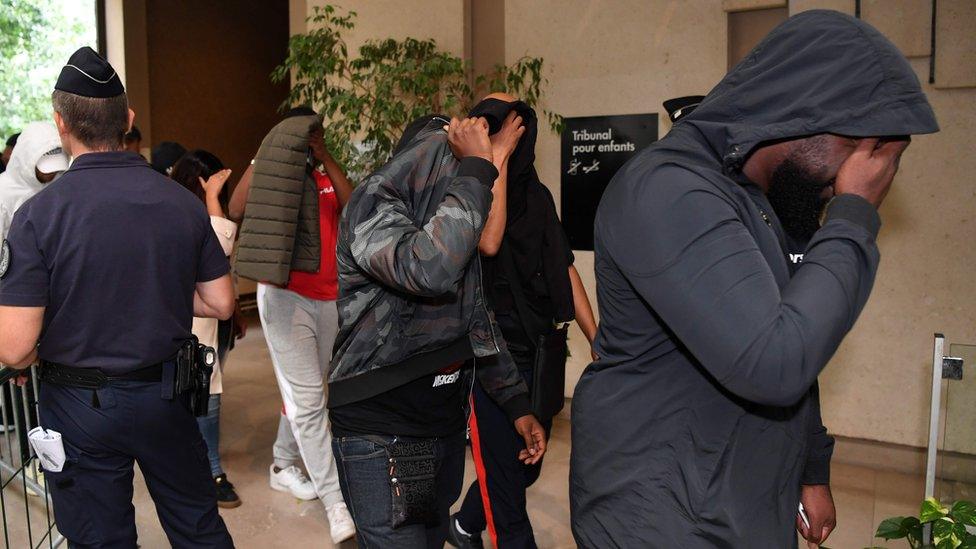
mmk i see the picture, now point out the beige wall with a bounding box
[728,7,788,68]
[935,0,976,88]
[302,0,466,57]
[289,0,976,449]
[470,0,506,95]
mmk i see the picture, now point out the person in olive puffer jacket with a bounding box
[232,107,357,545]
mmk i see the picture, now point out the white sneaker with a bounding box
[326,501,356,544]
[269,464,318,501]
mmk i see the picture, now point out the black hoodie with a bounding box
[570,10,937,548]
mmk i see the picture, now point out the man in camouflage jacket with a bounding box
[327,114,547,547]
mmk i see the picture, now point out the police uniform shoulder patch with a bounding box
[0,239,10,279]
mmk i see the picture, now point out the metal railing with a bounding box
[0,366,65,548]
[924,334,976,542]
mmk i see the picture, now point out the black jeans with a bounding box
[333,432,466,549]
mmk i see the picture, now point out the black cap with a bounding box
[151,141,188,175]
[284,106,317,119]
[663,95,705,123]
[55,47,124,98]
[467,98,533,135]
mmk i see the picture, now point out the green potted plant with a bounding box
[867,497,976,549]
[272,4,561,178]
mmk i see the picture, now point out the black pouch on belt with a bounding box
[387,438,438,529]
[175,338,196,395]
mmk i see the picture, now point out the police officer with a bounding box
[0,47,235,548]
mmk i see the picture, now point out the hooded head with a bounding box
[676,10,938,242]
[0,122,69,233]
[467,93,539,221]
[686,10,937,165]
[468,93,537,179]
[464,94,575,321]
[0,122,68,194]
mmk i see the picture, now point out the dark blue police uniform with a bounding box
[0,149,234,548]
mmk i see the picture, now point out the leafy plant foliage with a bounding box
[1,0,96,139]
[272,4,561,178]
[869,498,976,549]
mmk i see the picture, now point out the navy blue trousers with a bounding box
[38,380,233,548]
[457,365,551,549]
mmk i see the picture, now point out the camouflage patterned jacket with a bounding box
[328,119,532,421]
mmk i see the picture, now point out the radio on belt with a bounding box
[175,335,215,417]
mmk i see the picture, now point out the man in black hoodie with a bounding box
[570,10,938,548]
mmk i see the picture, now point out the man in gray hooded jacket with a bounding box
[570,10,938,548]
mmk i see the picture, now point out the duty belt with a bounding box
[38,360,165,390]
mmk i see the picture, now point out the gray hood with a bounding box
[0,122,66,199]
[675,9,938,175]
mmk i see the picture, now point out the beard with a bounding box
[766,155,832,244]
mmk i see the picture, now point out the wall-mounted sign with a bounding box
[560,113,658,250]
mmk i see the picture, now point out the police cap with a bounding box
[55,47,125,98]
[663,95,705,123]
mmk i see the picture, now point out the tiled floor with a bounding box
[0,321,949,548]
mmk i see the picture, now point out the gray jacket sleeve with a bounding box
[607,167,881,407]
[802,381,834,484]
[346,157,498,297]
